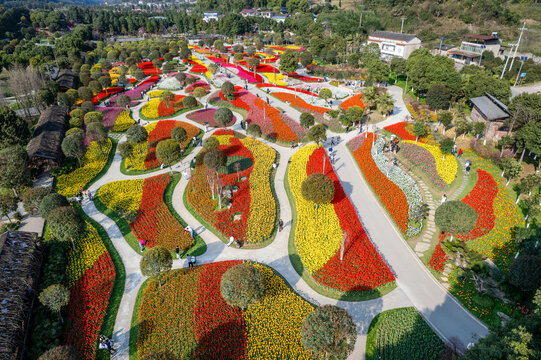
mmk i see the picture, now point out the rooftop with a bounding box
[463,34,498,41]
[369,30,419,42]
[470,92,509,121]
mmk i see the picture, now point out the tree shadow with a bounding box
[190,322,247,360]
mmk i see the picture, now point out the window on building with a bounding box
[382,44,396,52]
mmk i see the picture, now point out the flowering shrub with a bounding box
[289,145,395,291]
[429,233,449,272]
[384,122,422,142]
[187,131,277,243]
[402,140,457,184]
[57,139,112,197]
[64,221,115,360]
[400,143,447,190]
[340,94,365,111]
[158,77,182,90]
[137,261,314,359]
[112,109,135,131]
[456,170,497,242]
[372,137,423,237]
[273,92,329,115]
[186,108,236,127]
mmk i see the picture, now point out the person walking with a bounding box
[458,148,463,158]
[188,255,196,268]
[278,219,284,232]
[185,225,195,238]
[175,246,180,259]
[139,240,146,252]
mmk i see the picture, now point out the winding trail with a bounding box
[81,72,488,359]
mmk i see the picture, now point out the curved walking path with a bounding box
[81,77,488,359]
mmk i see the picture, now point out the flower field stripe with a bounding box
[400,143,447,190]
[144,120,199,169]
[428,233,449,272]
[402,140,457,184]
[154,201,194,250]
[137,268,201,358]
[124,142,148,170]
[57,139,113,197]
[307,147,395,291]
[273,92,329,115]
[186,108,236,127]
[384,122,422,142]
[456,169,498,242]
[244,263,313,359]
[96,106,124,129]
[254,97,299,142]
[340,93,366,110]
[112,109,135,132]
[289,145,344,274]
[97,178,144,215]
[193,261,248,359]
[241,138,276,243]
[353,134,409,234]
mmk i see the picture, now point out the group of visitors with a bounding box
[76,187,93,204]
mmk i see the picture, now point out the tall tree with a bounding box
[61,134,86,167]
[140,246,173,288]
[0,145,31,196]
[39,284,70,323]
[279,50,298,74]
[0,106,30,149]
[307,124,326,147]
[47,206,85,249]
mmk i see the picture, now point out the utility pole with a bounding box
[359,12,363,28]
[500,43,515,79]
[508,22,527,75]
[400,17,407,34]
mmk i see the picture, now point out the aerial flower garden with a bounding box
[401,140,458,184]
[186,130,277,244]
[140,94,189,120]
[288,144,395,292]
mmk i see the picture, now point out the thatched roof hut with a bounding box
[55,70,79,91]
[26,106,68,171]
[0,231,42,360]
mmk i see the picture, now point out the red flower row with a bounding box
[193,261,248,359]
[256,83,317,97]
[157,94,186,117]
[92,87,124,104]
[131,174,193,250]
[64,253,115,360]
[286,72,324,82]
[429,233,449,272]
[186,80,210,93]
[456,169,498,241]
[307,147,396,291]
[190,64,208,73]
[353,133,409,234]
[384,122,423,143]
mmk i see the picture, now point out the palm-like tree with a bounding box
[377,92,395,117]
[362,87,378,109]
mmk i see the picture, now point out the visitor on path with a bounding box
[87,190,93,201]
[266,96,269,104]
[227,236,235,247]
[175,246,180,259]
[466,165,471,175]
[192,136,197,146]
[235,239,242,249]
[185,225,195,238]
[204,123,209,132]
[188,256,196,268]
[182,170,189,180]
[278,219,284,232]
[458,148,463,158]
[139,240,146,252]
[441,194,447,204]
[99,335,114,354]
[76,194,82,205]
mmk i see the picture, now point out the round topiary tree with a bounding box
[126,125,148,145]
[300,112,315,129]
[23,186,51,215]
[39,193,69,219]
[214,108,233,127]
[117,94,131,108]
[47,206,86,249]
[435,200,478,240]
[171,126,187,143]
[221,81,236,99]
[220,262,266,310]
[156,139,180,170]
[38,345,79,360]
[301,173,335,207]
[509,255,541,292]
[39,284,70,322]
[183,95,197,109]
[203,137,219,151]
[204,148,227,171]
[301,305,356,360]
[140,246,172,287]
[83,111,103,125]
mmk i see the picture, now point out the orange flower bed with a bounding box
[352,134,409,234]
[273,92,329,115]
[254,97,299,143]
[340,94,366,111]
[157,95,186,117]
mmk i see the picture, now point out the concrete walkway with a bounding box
[79,77,489,359]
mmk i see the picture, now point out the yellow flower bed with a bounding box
[113,109,135,132]
[241,138,276,243]
[57,139,112,197]
[66,220,107,286]
[402,140,458,184]
[285,45,303,50]
[288,145,343,273]
[190,56,212,79]
[244,263,313,359]
[124,122,158,170]
[148,90,164,99]
[141,98,161,119]
[256,52,274,59]
[97,178,144,215]
[214,134,234,145]
[262,72,288,86]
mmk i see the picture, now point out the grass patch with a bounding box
[75,204,126,360]
[284,163,397,302]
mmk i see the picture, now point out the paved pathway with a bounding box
[77,75,490,359]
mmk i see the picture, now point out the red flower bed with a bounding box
[306,148,395,291]
[157,94,186,117]
[261,54,279,63]
[273,92,329,115]
[286,72,324,82]
[190,64,208,73]
[186,80,210,93]
[144,120,199,169]
[193,260,247,359]
[353,133,409,234]
[92,87,124,104]
[140,75,160,86]
[254,64,279,73]
[131,174,193,250]
[429,233,449,272]
[254,97,299,143]
[384,122,422,142]
[207,55,227,63]
[64,253,115,360]
[456,170,498,241]
[256,83,317,97]
[340,94,366,110]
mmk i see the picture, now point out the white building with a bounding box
[367,31,422,60]
[271,15,288,23]
[202,12,220,22]
[240,9,258,17]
